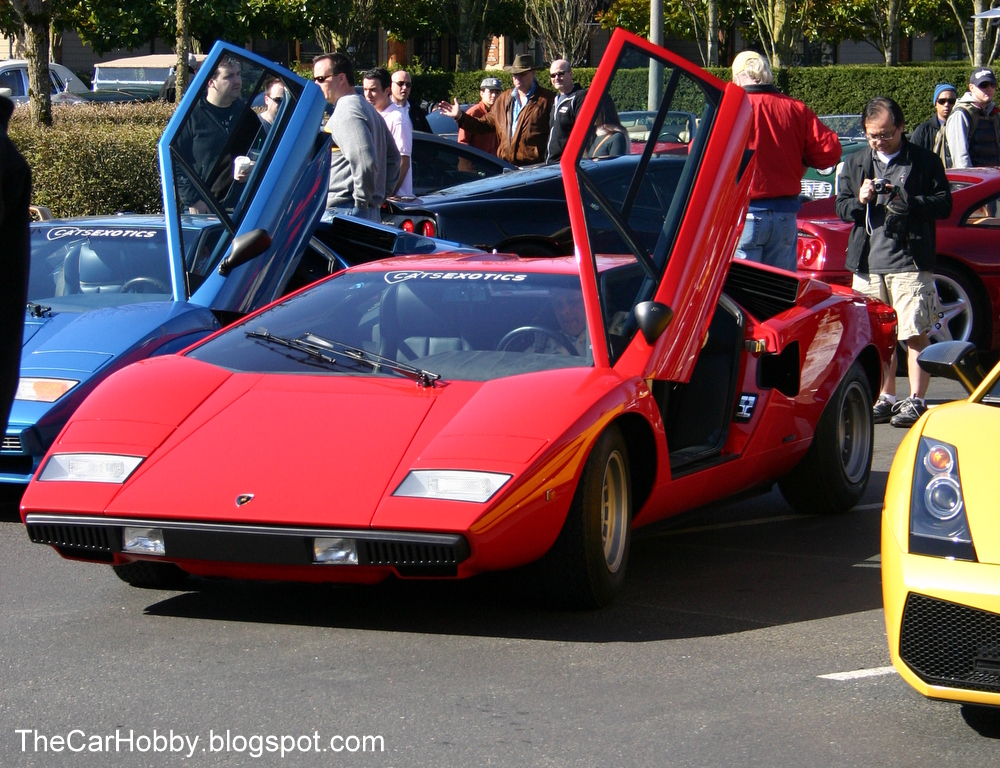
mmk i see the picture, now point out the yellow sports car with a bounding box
[883,341,1000,706]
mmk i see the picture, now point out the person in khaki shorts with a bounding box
[836,96,953,427]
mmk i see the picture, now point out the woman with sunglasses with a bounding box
[910,83,956,168]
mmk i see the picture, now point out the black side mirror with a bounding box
[634,301,673,345]
[917,341,985,395]
[218,229,272,276]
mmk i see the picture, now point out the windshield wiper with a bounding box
[301,332,441,387]
[245,329,441,387]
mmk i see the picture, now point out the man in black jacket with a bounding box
[546,60,585,163]
[910,83,956,168]
[0,95,31,431]
[836,96,952,428]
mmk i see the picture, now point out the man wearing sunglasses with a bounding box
[546,60,585,163]
[259,78,285,127]
[946,68,1000,168]
[312,53,400,221]
[910,84,956,168]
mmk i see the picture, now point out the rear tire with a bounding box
[779,362,873,515]
[542,424,632,609]
[112,561,190,590]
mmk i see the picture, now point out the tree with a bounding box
[744,0,811,67]
[9,0,63,125]
[943,0,1000,65]
[523,0,599,65]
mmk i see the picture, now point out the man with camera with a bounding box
[836,96,952,428]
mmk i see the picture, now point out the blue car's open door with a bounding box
[160,42,331,315]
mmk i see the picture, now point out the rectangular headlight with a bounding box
[313,537,358,565]
[123,527,165,555]
[393,470,511,503]
[38,453,143,483]
[16,377,78,403]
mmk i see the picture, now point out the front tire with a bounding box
[779,362,873,515]
[112,561,190,590]
[543,424,632,609]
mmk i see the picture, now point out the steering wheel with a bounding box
[496,326,579,356]
[120,276,170,294]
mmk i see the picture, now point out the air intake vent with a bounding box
[2,436,22,452]
[360,540,463,567]
[27,523,118,553]
[899,593,1000,693]
[724,261,800,320]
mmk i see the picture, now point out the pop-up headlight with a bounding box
[909,438,977,561]
[38,453,143,483]
[393,470,511,503]
[16,377,78,403]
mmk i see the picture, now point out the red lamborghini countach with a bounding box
[21,31,897,608]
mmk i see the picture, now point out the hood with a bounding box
[97,361,619,530]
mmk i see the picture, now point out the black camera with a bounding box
[872,177,890,194]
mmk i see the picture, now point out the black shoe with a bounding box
[873,395,895,424]
[890,396,927,428]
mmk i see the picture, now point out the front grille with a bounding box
[899,592,1000,693]
[724,260,801,320]
[27,523,118,553]
[360,540,463,567]
[2,436,22,452]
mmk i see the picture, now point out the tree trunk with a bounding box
[706,0,719,66]
[975,0,990,66]
[24,19,51,126]
[175,0,191,102]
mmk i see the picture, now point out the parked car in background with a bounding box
[883,340,1000,714]
[91,53,205,100]
[619,110,699,154]
[20,31,895,610]
[3,46,476,486]
[0,60,88,105]
[425,106,467,141]
[797,167,1000,356]
[800,114,865,201]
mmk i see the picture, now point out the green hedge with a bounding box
[9,102,173,218]
[7,63,983,217]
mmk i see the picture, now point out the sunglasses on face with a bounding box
[393,80,411,87]
[937,98,956,105]
[550,71,567,78]
[267,95,282,103]
[313,73,333,84]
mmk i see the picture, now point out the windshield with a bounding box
[28,222,223,311]
[188,268,596,381]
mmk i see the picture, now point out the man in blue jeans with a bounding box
[731,51,841,270]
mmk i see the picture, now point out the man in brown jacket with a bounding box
[438,54,554,166]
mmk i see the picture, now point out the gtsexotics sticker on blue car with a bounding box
[43,227,160,241]
[384,271,528,284]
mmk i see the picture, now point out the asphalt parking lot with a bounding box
[2,375,997,767]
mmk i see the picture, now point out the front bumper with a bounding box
[25,514,470,579]
[883,512,1000,705]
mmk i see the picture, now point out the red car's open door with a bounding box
[562,28,754,382]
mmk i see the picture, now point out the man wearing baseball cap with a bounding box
[438,53,554,165]
[910,83,956,168]
[945,68,1000,168]
[731,50,841,271]
[458,77,503,157]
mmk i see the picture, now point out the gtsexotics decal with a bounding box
[384,271,527,285]
[43,227,160,241]
[733,393,758,422]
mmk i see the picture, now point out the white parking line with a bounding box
[853,554,881,569]
[818,666,896,681]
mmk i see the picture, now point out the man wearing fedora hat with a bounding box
[439,53,554,166]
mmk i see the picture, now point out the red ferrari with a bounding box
[20,32,897,608]
[797,167,1000,355]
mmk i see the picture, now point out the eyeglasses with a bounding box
[393,80,411,87]
[936,98,956,105]
[977,82,997,89]
[313,73,333,84]
[267,95,282,104]
[550,71,568,79]
[866,129,899,142]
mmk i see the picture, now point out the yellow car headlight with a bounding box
[909,438,977,561]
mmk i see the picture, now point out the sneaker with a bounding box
[873,395,896,424]
[890,396,927,428]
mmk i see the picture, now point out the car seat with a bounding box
[78,243,123,293]
[378,283,471,362]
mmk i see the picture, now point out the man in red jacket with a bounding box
[732,51,841,271]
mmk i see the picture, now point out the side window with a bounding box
[576,44,717,363]
[50,71,64,94]
[963,195,1000,226]
[0,68,26,98]
[411,141,504,195]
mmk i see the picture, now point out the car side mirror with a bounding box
[917,341,985,395]
[0,87,12,98]
[218,229,271,276]
[634,301,673,345]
